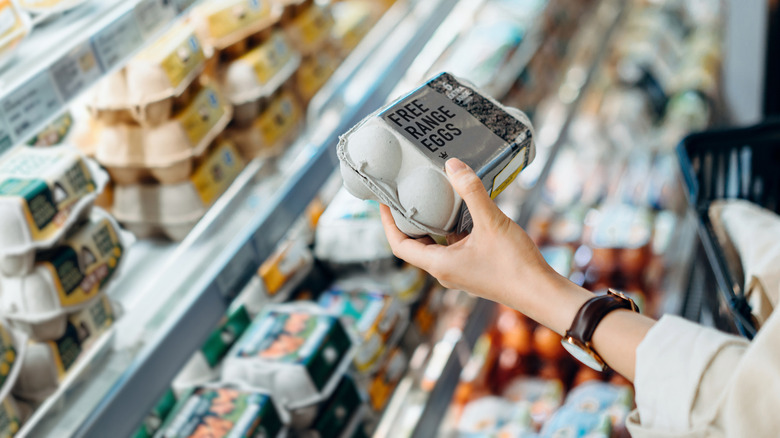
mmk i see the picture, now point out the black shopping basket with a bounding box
[677,121,780,339]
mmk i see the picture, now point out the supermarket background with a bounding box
[0,0,776,436]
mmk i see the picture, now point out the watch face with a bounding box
[561,339,605,371]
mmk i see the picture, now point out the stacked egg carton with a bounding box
[190,0,304,161]
[0,146,130,430]
[82,24,243,241]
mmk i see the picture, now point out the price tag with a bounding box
[91,12,144,71]
[214,243,259,303]
[50,42,103,102]
[134,0,174,39]
[0,120,13,156]
[0,72,62,142]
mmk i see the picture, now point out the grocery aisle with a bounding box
[0,0,769,437]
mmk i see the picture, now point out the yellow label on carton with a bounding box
[0,397,21,437]
[138,27,206,92]
[239,31,294,86]
[41,216,124,308]
[255,90,301,147]
[190,141,245,206]
[204,0,274,41]
[0,1,24,40]
[177,86,228,147]
[297,51,337,100]
[291,5,333,50]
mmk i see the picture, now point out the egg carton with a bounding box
[0,1,31,70]
[294,44,339,105]
[0,208,132,341]
[13,294,117,403]
[0,325,28,436]
[157,385,290,438]
[192,0,283,53]
[222,302,357,411]
[330,0,374,57]
[0,145,109,277]
[86,24,207,126]
[92,84,232,185]
[222,30,302,107]
[18,0,88,15]
[225,87,303,160]
[338,72,535,237]
[282,0,334,55]
[111,140,245,241]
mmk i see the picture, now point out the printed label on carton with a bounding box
[240,31,293,85]
[255,90,301,147]
[160,387,283,438]
[201,305,251,367]
[0,326,16,389]
[380,73,533,233]
[297,51,337,99]
[205,0,272,41]
[178,86,227,147]
[0,397,20,437]
[291,5,332,48]
[38,218,123,307]
[0,2,23,40]
[190,141,244,206]
[140,29,205,91]
[0,151,95,241]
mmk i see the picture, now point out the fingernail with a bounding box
[445,158,466,174]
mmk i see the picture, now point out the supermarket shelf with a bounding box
[16,0,463,436]
[0,0,196,156]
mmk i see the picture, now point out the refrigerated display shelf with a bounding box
[0,0,201,157]
[18,0,462,436]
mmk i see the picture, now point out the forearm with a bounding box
[510,272,656,381]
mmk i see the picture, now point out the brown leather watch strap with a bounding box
[566,291,636,343]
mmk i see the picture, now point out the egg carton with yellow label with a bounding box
[222,29,301,111]
[330,0,374,58]
[235,239,313,317]
[111,140,245,241]
[86,25,207,126]
[93,84,232,185]
[225,86,303,160]
[281,0,334,55]
[0,145,109,277]
[221,302,357,411]
[338,72,535,238]
[295,44,339,105]
[12,294,117,403]
[17,0,88,15]
[0,207,132,341]
[0,0,30,69]
[192,0,283,54]
[0,324,29,436]
[334,264,428,306]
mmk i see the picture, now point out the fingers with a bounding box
[445,158,503,228]
[379,204,443,270]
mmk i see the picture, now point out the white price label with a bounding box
[50,42,103,102]
[92,12,143,71]
[0,120,13,156]
[134,0,174,38]
[0,72,62,142]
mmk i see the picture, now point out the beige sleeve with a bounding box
[626,314,780,437]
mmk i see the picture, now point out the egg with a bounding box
[340,161,375,201]
[397,168,454,230]
[391,208,427,238]
[346,124,402,183]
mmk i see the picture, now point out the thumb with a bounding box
[445,158,503,228]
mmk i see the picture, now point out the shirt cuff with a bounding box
[633,315,744,432]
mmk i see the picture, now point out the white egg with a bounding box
[391,208,427,238]
[340,161,376,201]
[397,168,454,230]
[346,124,402,182]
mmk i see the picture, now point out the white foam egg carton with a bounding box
[0,207,131,341]
[0,145,108,277]
[338,72,535,237]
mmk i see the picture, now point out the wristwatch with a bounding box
[561,289,639,371]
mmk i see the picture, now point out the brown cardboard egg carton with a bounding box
[90,84,233,185]
[86,24,207,126]
[278,0,334,56]
[191,0,284,54]
[111,140,246,241]
[224,85,303,160]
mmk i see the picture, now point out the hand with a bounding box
[380,158,569,320]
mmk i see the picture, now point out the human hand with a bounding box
[380,158,567,317]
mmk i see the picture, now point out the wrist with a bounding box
[520,270,592,336]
